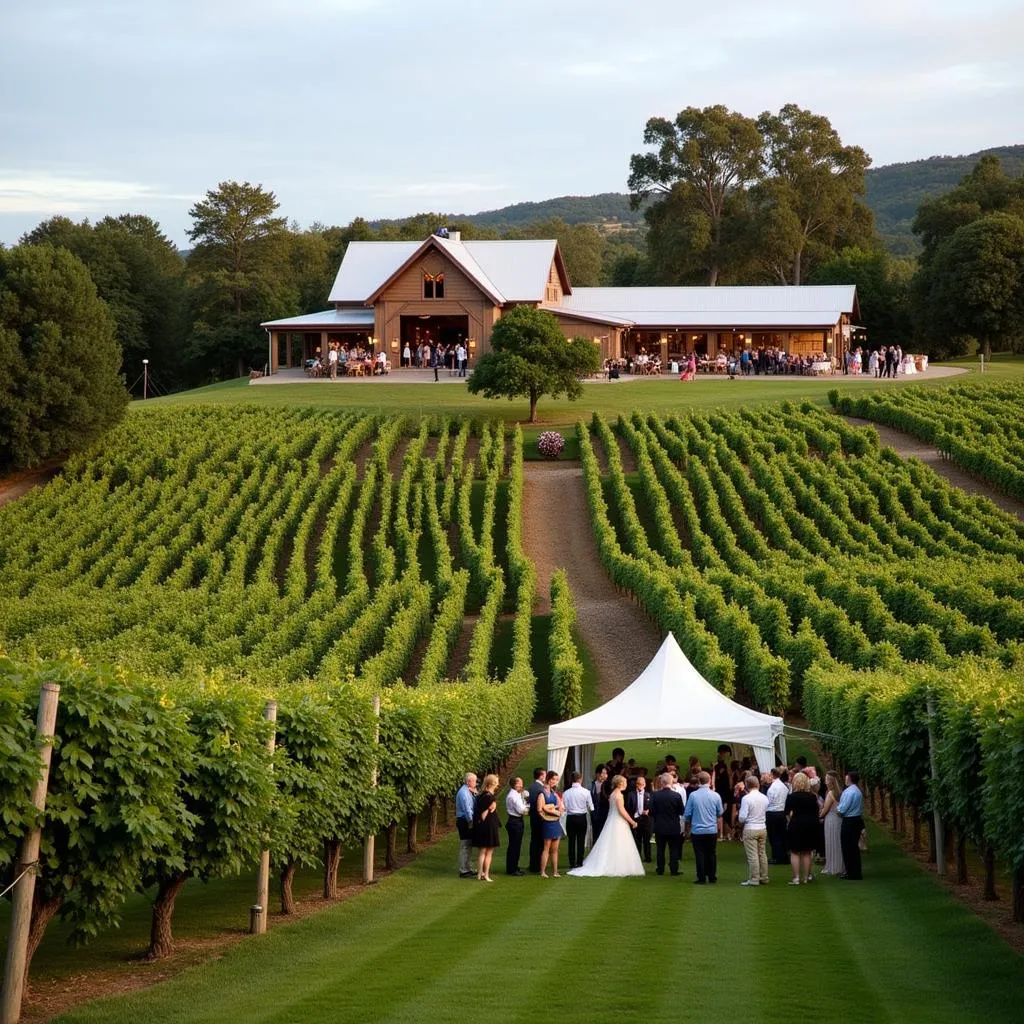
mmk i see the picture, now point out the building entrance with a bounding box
[400,315,469,355]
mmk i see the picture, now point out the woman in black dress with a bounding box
[472,774,501,882]
[784,772,820,885]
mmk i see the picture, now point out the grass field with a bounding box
[146,367,968,425]
[54,817,1024,1024]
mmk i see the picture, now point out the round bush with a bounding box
[537,431,565,459]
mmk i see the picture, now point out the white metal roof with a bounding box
[261,308,374,330]
[328,237,561,304]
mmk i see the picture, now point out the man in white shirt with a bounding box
[456,342,467,377]
[738,776,770,886]
[327,345,339,380]
[504,777,528,876]
[562,772,595,869]
[766,768,790,865]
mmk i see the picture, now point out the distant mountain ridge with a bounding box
[371,144,1023,255]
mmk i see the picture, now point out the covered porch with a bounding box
[261,307,377,373]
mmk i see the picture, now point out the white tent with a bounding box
[546,634,786,781]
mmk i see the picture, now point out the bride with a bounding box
[568,775,645,877]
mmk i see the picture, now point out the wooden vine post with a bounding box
[363,694,381,884]
[925,692,945,878]
[250,700,277,935]
[1,682,60,1024]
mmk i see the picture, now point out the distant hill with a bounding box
[864,144,1024,254]
[379,144,1022,255]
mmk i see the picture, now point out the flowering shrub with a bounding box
[537,431,565,459]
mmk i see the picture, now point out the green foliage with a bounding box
[0,242,128,473]
[467,306,600,422]
[549,570,583,720]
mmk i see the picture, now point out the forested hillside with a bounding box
[397,144,1023,254]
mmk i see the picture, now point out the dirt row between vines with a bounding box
[843,416,1024,521]
[522,461,661,703]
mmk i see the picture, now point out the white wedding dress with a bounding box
[568,792,645,877]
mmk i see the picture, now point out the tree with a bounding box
[0,242,128,473]
[628,105,763,284]
[503,217,605,286]
[917,212,1024,359]
[467,306,600,422]
[186,181,291,379]
[23,214,188,388]
[752,104,873,284]
[811,246,912,349]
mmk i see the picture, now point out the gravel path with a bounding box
[523,462,662,702]
[844,416,1024,521]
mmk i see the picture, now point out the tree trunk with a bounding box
[407,812,419,854]
[889,792,898,832]
[427,796,439,841]
[955,831,968,885]
[1014,868,1024,924]
[878,787,888,823]
[385,822,398,870]
[869,787,877,817]
[147,873,187,960]
[323,840,341,899]
[793,247,803,287]
[927,816,937,864]
[25,891,63,990]
[912,806,921,852]
[529,392,538,424]
[280,859,297,915]
[982,338,992,360]
[983,847,998,901]
[440,794,449,825]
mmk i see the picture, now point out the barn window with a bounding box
[424,273,445,299]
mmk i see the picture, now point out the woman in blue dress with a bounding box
[536,771,564,878]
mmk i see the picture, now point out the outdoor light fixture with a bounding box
[391,339,399,350]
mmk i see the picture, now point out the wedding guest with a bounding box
[472,774,501,882]
[711,746,733,838]
[650,773,685,875]
[625,774,652,861]
[684,771,724,884]
[562,772,595,869]
[838,770,865,880]
[738,775,769,886]
[455,772,478,878]
[820,771,845,877]
[537,771,564,878]
[766,768,789,865]
[505,777,528,876]
[527,767,546,874]
[590,766,609,841]
[785,773,819,885]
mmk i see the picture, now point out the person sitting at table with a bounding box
[376,350,389,375]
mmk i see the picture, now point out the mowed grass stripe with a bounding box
[58,823,1024,1024]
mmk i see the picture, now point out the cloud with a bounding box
[0,173,196,215]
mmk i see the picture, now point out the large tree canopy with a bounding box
[466,305,600,422]
[0,242,128,473]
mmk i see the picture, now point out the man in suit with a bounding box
[526,767,547,874]
[625,774,652,861]
[590,766,609,842]
[650,773,685,875]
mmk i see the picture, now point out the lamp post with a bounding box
[142,359,149,400]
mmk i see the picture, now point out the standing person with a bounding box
[537,771,564,878]
[590,766,609,842]
[569,775,644,876]
[784,773,820,885]
[402,341,411,368]
[455,773,478,878]
[711,745,733,838]
[766,768,789,865]
[456,341,467,377]
[504,777,528,876]
[328,344,339,381]
[527,767,546,874]
[625,775,652,861]
[820,771,845,877]
[837,770,865,880]
[650,773,685,876]
[562,772,594,869]
[683,771,724,884]
[472,774,501,882]
[738,775,770,886]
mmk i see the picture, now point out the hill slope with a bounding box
[377,144,1023,254]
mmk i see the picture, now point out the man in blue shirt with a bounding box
[455,773,478,878]
[837,770,865,880]
[683,771,724,884]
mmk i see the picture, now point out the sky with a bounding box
[1,0,1022,247]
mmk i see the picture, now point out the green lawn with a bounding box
[54,817,1024,1024]
[143,368,969,426]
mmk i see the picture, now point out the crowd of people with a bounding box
[307,342,389,379]
[399,340,468,378]
[454,745,867,886]
[845,344,922,377]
